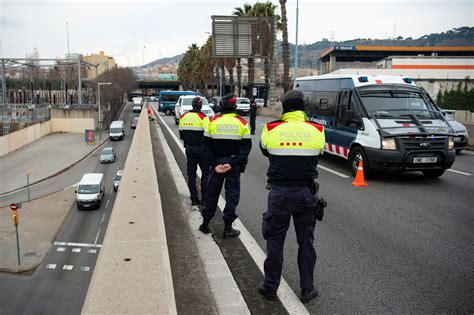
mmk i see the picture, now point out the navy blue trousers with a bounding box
[262,185,318,294]
[185,146,210,203]
[201,157,241,223]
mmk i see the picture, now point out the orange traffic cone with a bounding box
[352,160,368,187]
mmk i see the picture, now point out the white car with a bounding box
[236,97,251,115]
[174,95,215,125]
[132,104,142,113]
[255,98,264,107]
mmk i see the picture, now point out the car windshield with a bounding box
[110,127,122,133]
[182,97,208,106]
[102,148,113,155]
[78,185,99,194]
[114,175,122,181]
[359,91,436,118]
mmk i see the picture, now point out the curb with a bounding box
[0,190,76,274]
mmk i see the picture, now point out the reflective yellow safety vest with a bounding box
[179,111,209,132]
[204,113,251,140]
[261,111,325,156]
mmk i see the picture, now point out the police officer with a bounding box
[179,96,210,206]
[249,97,257,135]
[258,90,325,303]
[199,93,252,238]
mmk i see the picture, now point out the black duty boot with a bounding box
[300,287,318,303]
[199,218,211,234]
[258,282,277,301]
[223,221,240,239]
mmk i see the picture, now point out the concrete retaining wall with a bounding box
[0,120,52,157]
[51,118,95,133]
[82,110,176,314]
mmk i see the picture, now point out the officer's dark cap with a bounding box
[222,93,237,106]
[282,90,304,107]
[192,96,203,107]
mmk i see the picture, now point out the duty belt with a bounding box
[272,180,313,187]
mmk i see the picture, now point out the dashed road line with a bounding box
[100,213,106,224]
[94,228,101,245]
[56,247,66,252]
[447,169,472,176]
[72,248,81,253]
[80,266,91,272]
[63,265,74,271]
[54,241,102,248]
[46,264,57,269]
[318,164,350,178]
[88,249,98,254]
[105,199,110,209]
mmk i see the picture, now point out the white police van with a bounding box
[294,74,456,178]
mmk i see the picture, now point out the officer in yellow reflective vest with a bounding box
[199,94,252,239]
[179,96,210,206]
[258,90,325,303]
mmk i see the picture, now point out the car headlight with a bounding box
[381,138,397,150]
[448,136,454,150]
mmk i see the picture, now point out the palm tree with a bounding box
[279,0,290,92]
[233,4,254,98]
[252,1,280,106]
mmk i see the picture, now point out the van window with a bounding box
[315,79,341,91]
[296,80,316,90]
[314,92,337,116]
[161,94,180,102]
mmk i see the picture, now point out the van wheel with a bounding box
[348,146,372,178]
[165,109,171,116]
[422,169,445,178]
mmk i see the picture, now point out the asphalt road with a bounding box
[160,113,474,313]
[0,103,137,314]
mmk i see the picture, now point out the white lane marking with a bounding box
[100,213,106,224]
[109,187,113,194]
[94,228,101,245]
[105,199,110,209]
[46,264,57,269]
[447,169,472,176]
[318,164,350,178]
[88,249,98,254]
[65,181,80,190]
[157,115,309,314]
[72,248,81,253]
[54,241,102,248]
[80,266,91,272]
[63,265,74,271]
[56,247,66,252]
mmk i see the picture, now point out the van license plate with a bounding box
[413,157,437,163]
[454,137,461,142]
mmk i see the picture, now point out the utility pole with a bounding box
[294,0,299,85]
[66,22,70,58]
[77,59,82,105]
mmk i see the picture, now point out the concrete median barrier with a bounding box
[82,109,176,314]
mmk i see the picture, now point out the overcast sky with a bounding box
[1,0,472,66]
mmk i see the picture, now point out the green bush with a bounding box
[437,81,474,112]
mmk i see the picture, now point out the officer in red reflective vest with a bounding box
[199,94,252,239]
[258,90,325,303]
[179,96,210,206]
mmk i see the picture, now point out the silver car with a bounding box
[113,169,123,191]
[100,147,116,163]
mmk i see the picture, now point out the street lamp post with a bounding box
[294,0,300,85]
[98,82,111,140]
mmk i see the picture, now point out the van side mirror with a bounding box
[345,110,355,124]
